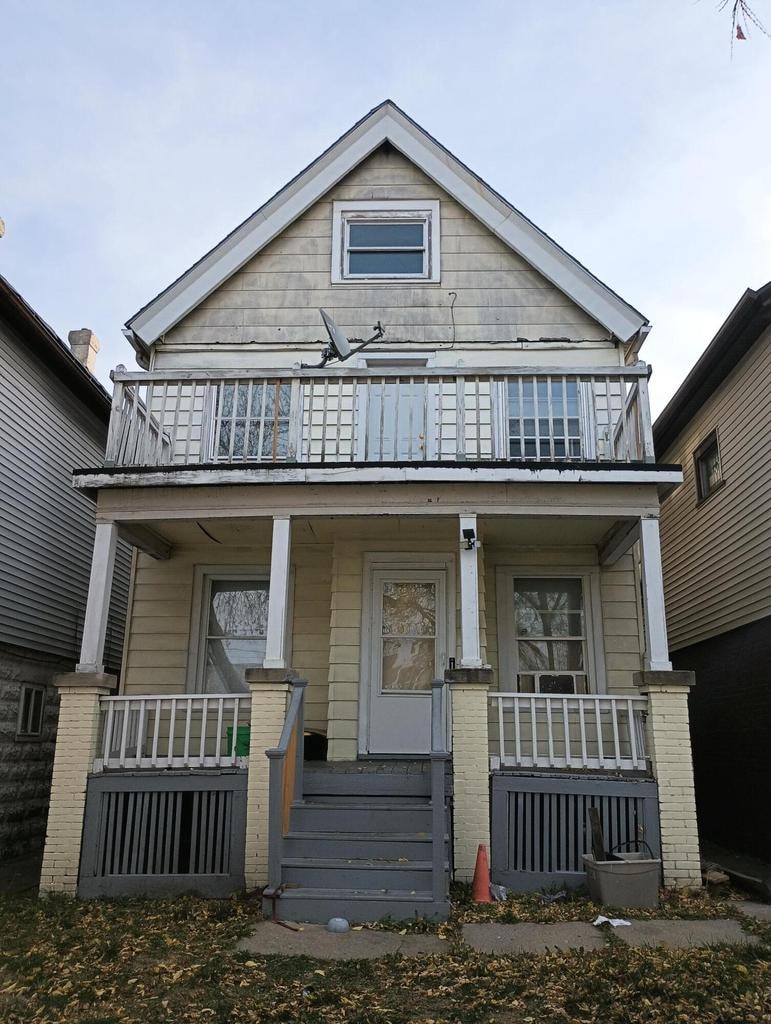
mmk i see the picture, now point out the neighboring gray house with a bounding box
[0,273,129,869]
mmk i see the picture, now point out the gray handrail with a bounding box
[265,678,307,890]
[430,679,450,904]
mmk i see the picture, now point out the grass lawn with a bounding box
[0,888,769,1024]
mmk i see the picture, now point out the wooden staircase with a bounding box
[262,760,451,923]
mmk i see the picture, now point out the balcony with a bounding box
[102,364,655,473]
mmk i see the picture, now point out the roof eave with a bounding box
[653,281,771,457]
[126,100,648,347]
[0,273,112,418]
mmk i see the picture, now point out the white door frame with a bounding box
[358,551,456,755]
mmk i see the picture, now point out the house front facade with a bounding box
[41,103,701,919]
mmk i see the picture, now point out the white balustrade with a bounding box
[103,365,654,469]
[93,694,251,771]
[489,693,649,772]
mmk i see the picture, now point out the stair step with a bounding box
[283,831,442,859]
[281,857,446,889]
[303,772,431,798]
[291,801,433,833]
[265,886,450,923]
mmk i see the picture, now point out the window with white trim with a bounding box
[211,382,292,462]
[17,683,46,739]
[510,577,588,694]
[506,379,583,460]
[331,201,440,283]
[195,575,269,693]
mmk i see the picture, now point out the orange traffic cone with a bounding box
[471,843,492,903]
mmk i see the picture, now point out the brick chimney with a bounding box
[68,329,100,373]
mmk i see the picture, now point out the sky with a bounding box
[1,0,769,416]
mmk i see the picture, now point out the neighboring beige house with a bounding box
[655,282,771,864]
[41,102,700,920]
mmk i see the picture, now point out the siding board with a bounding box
[0,318,129,667]
[159,147,610,358]
[659,326,771,649]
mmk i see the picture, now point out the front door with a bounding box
[363,567,449,754]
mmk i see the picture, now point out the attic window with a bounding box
[332,200,440,283]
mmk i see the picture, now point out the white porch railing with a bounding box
[93,694,251,771]
[103,364,655,469]
[489,693,649,772]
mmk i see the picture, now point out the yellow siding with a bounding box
[121,532,643,749]
[122,542,332,734]
[161,146,609,356]
[659,327,771,649]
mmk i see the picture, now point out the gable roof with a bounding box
[0,272,111,418]
[125,100,649,362]
[653,281,771,458]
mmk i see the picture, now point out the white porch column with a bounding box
[639,516,672,672]
[459,514,483,669]
[76,522,118,673]
[263,516,292,670]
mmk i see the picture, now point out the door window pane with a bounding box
[381,581,436,691]
[382,638,435,691]
[204,580,268,692]
[512,578,588,693]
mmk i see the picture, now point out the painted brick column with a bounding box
[634,670,701,888]
[39,672,115,895]
[244,669,293,889]
[446,667,493,881]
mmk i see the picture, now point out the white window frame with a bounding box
[186,565,282,693]
[493,380,597,461]
[496,567,606,694]
[331,200,441,283]
[16,682,46,740]
[206,380,299,464]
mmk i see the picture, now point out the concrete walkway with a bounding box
[239,912,767,960]
[613,919,759,949]
[238,922,449,960]
[462,922,604,953]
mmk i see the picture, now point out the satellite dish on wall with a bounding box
[320,309,352,361]
[301,309,385,368]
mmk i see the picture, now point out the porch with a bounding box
[38,505,700,914]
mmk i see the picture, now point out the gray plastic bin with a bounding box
[582,852,661,909]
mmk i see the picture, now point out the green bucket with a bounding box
[226,724,251,757]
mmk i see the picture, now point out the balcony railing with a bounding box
[488,693,649,772]
[104,364,654,469]
[93,694,251,771]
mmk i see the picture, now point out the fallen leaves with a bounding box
[0,889,769,1024]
